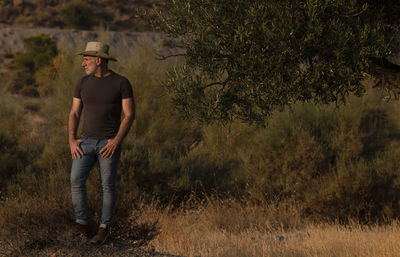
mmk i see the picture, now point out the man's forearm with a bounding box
[114,115,135,144]
[68,113,80,142]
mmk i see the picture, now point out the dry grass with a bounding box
[133,198,400,257]
[1,195,399,257]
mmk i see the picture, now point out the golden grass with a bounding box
[134,199,400,257]
[1,181,400,257]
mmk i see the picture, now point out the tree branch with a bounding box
[155,53,186,60]
[371,57,400,72]
[368,57,400,89]
[203,77,230,90]
[342,6,368,18]
[203,81,225,89]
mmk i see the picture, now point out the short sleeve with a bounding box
[73,78,83,99]
[121,78,133,99]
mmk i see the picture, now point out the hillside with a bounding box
[0,0,165,31]
[0,0,168,81]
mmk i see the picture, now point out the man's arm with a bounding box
[68,97,84,159]
[100,97,136,158]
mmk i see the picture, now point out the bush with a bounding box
[9,71,38,96]
[60,2,94,30]
[236,92,400,222]
[11,34,58,96]
[35,55,66,97]
[0,132,27,194]
[14,34,58,72]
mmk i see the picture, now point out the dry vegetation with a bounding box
[1,34,400,256]
[140,199,400,257]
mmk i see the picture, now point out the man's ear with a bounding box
[95,57,102,66]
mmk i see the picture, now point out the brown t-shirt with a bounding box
[73,71,133,139]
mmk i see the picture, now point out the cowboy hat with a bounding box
[78,41,117,61]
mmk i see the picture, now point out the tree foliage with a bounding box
[156,0,400,124]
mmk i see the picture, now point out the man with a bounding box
[68,41,135,244]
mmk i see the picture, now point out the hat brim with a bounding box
[78,51,117,61]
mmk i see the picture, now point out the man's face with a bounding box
[81,56,100,75]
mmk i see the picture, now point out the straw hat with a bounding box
[78,41,117,61]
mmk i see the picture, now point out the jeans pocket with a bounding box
[79,136,87,153]
[99,138,109,149]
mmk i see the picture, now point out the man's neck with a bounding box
[94,66,111,78]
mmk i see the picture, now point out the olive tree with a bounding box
[155,0,400,124]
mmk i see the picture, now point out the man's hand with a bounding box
[99,138,120,158]
[70,139,83,159]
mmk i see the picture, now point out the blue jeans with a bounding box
[70,136,121,228]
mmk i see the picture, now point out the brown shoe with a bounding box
[73,222,91,237]
[89,228,109,244]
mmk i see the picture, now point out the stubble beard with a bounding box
[85,65,98,76]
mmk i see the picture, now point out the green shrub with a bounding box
[35,54,67,97]
[14,34,58,72]
[11,34,58,96]
[0,132,27,194]
[60,2,94,29]
[8,71,37,96]
[236,92,400,222]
